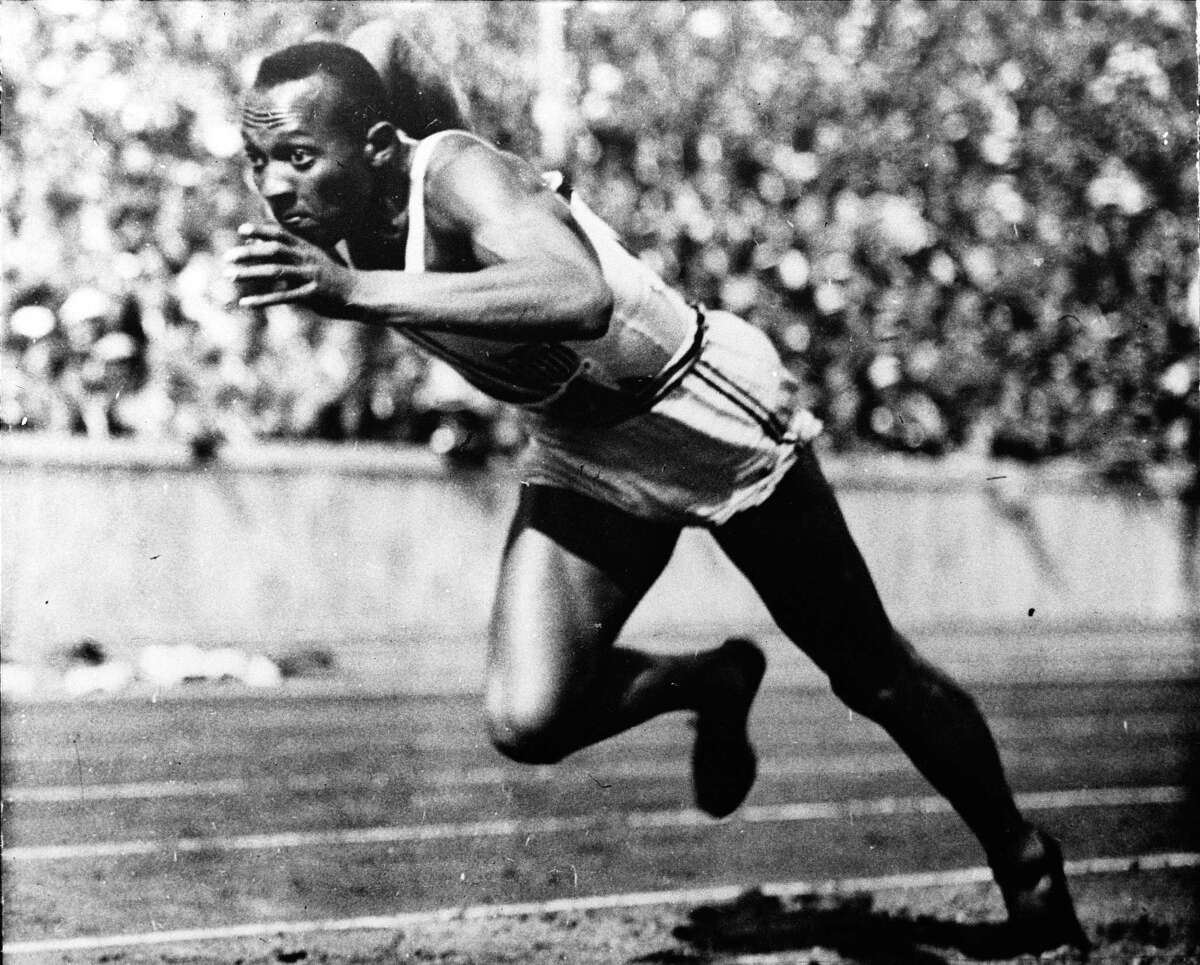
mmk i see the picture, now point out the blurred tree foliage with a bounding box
[2,0,1196,474]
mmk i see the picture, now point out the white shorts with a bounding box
[520,309,823,525]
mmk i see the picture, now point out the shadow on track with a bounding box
[632,888,1083,964]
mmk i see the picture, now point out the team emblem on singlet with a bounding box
[404,330,589,407]
[495,342,583,387]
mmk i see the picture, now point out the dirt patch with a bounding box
[40,867,1197,965]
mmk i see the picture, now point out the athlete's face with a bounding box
[241,75,373,249]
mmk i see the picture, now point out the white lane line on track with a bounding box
[3,785,1186,863]
[4,851,1197,955]
[2,753,918,804]
[8,710,1192,763]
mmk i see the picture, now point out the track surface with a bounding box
[3,667,1198,962]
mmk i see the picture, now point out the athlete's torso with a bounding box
[367,130,699,420]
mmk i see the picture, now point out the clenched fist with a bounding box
[224,223,355,316]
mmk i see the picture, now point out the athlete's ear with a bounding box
[364,122,403,169]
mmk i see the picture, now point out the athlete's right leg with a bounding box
[485,483,765,815]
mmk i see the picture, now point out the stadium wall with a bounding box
[1,435,1194,683]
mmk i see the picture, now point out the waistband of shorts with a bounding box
[641,302,707,405]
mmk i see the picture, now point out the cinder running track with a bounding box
[2,631,1197,963]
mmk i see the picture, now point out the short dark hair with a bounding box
[253,41,387,136]
[346,22,472,137]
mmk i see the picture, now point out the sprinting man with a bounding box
[227,37,1089,954]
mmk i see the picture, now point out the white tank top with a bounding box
[398,130,700,421]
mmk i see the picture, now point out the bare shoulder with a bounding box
[421,132,561,230]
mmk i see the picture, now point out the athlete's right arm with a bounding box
[228,135,613,343]
[344,135,614,341]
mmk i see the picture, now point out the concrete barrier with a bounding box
[2,434,1194,687]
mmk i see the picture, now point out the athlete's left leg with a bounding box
[711,445,1088,951]
[485,483,765,816]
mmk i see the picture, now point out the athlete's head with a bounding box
[345,19,473,138]
[241,42,397,248]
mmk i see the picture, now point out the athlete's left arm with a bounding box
[227,137,614,342]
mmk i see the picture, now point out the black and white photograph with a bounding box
[1,2,1197,962]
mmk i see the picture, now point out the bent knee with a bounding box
[485,688,570,765]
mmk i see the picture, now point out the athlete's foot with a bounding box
[993,828,1091,957]
[691,637,767,818]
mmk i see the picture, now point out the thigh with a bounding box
[488,484,681,707]
[712,446,915,682]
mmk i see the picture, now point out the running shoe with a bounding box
[995,828,1091,957]
[691,637,767,818]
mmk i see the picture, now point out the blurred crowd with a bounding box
[2,0,1196,474]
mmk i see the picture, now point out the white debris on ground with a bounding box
[137,643,283,689]
[0,660,40,699]
[63,659,135,696]
[0,639,337,698]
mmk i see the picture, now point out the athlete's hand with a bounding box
[224,223,355,314]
